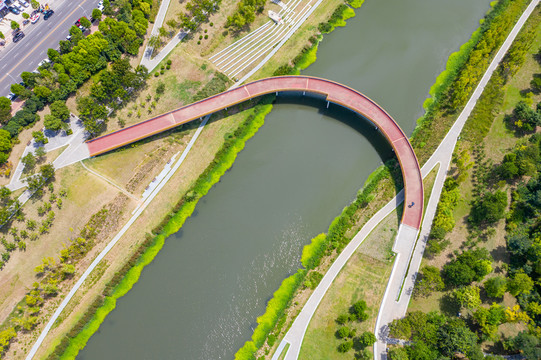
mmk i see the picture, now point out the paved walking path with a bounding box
[374,0,541,358]
[271,1,540,359]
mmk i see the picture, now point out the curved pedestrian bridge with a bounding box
[86,76,423,229]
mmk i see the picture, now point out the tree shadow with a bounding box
[439,292,460,317]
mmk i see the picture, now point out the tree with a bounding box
[337,326,350,339]
[511,331,541,360]
[407,341,438,360]
[512,101,540,132]
[484,276,507,298]
[147,35,160,48]
[22,12,29,20]
[31,0,40,9]
[76,96,107,136]
[44,114,62,131]
[437,319,481,359]
[357,331,377,348]
[0,31,4,40]
[21,72,37,88]
[388,347,409,360]
[507,271,534,296]
[21,152,36,172]
[352,300,368,321]
[453,285,482,310]
[40,163,54,180]
[443,249,493,287]
[33,85,52,99]
[32,131,48,145]
[10,83,31,100]
[0,130,12,153]
[92,8,102,21]
[415,266,444,297]
[11,21,19,30]
[35,146,46,159]
[80,17,92,29]
[156,81,165,95]
[0,97,12,123]
[337,340,353,353]
[470,190,508,225]
[49,100,70,121]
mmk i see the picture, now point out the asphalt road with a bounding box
[0,0,101,97]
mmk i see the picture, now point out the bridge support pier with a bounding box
[375,126,378,131]
[326,101,330,108]
[303,91,305,96]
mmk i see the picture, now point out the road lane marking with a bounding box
[0,0,91,85]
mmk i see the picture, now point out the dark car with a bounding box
[8,6,20,15]
[43,9,54,20]
[13,31,25,43]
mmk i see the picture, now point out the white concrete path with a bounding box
[271,0,541,359]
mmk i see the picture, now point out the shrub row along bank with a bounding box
[411,0,530,163]
[51,97,274,360]
[258,0,531,358]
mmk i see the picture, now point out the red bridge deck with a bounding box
[86,76,423,229]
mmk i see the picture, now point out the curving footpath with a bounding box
[87,75,424,229]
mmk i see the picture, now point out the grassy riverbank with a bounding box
[47,98,274,359]
[261,0,534,358]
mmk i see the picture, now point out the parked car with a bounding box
[13,3,24,11]
[8,6,20,14]
[18,0,29,8]
[98,1,104,11]
[13,30,25,43]
[43,9,54,20]
[7,93,18,101]
[30,12,39,23]
[38,58,50,67]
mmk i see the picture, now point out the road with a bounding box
[0,0,101,97]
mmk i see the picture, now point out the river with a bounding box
[78,0,492,359]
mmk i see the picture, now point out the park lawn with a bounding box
[297,167,438,360]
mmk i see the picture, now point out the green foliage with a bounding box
[11,20,19,30]
[414,265,444,297]
[303,270,322,290]
[337,326,350,339]
[192,72,231,102]
[32,131,48,145]
[226,0,264,29]
[509,331,541,359]
[357,331,377,348]
[0,96,12,124]
[484,276,507,298]
[469,190,508,225]
[453,285,482,310]
[442,248,493,287]
[44,114,62,131]
[388,347,409,360]
[300,233,326,270]
[352,300,368,322]
[92,8,102,21]
[472,304,506,339]
[337,340,353,353]
[510,100,541,132]
[427,177,460,256]
[507,271,534,296]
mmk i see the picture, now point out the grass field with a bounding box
[297,167,438,359]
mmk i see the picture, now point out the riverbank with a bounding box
[27,0,520,358]
[259,0,533,358]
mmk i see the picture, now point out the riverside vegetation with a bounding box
[249,0,538,358]
[0,0,529,359]
[390,5,541,359]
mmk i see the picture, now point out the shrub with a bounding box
[337,340,353,353]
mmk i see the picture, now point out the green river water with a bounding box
[78,0,493,359]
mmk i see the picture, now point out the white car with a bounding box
[13,3,24,11]
[18,0,29,8]
[38,58,50,67]
[97,1,104,11]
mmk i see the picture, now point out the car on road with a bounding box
[13,30,25,43]
[8,6,20,14]
[43,9,54,20]
[30,12,40,23]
